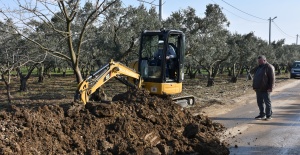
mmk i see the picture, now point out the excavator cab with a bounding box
[137,29,185,95]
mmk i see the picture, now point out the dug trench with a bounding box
[0,88,229,155]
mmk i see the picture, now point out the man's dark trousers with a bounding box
[256,91,272,117]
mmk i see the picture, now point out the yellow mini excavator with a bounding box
[77,29,194,107]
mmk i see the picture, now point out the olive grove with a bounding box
[0,0,300,95]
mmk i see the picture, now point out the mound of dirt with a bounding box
[0,89,229,155]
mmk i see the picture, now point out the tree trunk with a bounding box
[219,66,224,74]
[20,78,27,91]
[232,64,236,78]
[74,65,83,83]
[285,67,289,73]
[230,76,238,83]
[2,74,12,104]
[6,84,12,104]
[230,63,243,83]
[240,67,245,75]
[196,67,202,74]
[206,69,214,87]
[185,64,190,74]
[189,71,196,79]
[17,63,39,92]
[37,64,44,83]
[38,75,44,83]
[44,66,52,78]
[207,77,214,87]
[187,65,197,79]
[227,67,232,76]
[20,77,28,91]
[230,66,238,83]
[247,73,253,80]
[211,62,222,79]
[277,67,281,75]
[274,64,280,75]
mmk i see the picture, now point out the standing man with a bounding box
[253,55,275,120]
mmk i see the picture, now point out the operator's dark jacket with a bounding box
[252,63,275,91]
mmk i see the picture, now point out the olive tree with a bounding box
[0,0,117,84]
[163,7,202,78]
[191,4,230,86]
[226,32,260,83]
[0,19,46,103]
[95,3,161,65]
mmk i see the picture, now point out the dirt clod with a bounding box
[0,89,229,155]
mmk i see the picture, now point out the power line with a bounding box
[220,0,268,21]
[210,0,267,24]
[121,1,128,8]
[212,0,295,43]
[272,21,295,38]
[221,6,267,24]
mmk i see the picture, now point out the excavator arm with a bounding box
[77,60,141,104]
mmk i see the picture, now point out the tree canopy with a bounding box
[0,0,299,86]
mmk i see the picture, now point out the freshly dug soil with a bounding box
[0,89,229,155]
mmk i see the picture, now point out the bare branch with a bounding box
[0,24,71,61]
[75,0,117,65]
[17,2,68,36]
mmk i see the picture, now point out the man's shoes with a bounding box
[265,116,272,120]
[255,115,266,120]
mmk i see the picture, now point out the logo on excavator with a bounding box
[151,87,157,92]
[104,73,110,81]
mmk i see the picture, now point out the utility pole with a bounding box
[159,0,162,21]
[296,34,299,45]
[268,16,277,45]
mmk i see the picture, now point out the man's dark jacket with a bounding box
[252,63,275,91]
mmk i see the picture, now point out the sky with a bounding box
[1,0,299,45]
[122,0,300,45]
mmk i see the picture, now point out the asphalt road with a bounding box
[210,79,300,155]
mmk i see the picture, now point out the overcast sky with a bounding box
[122,0,300,45]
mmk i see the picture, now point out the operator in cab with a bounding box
[154,41,177,78]
[154,41,176,60]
